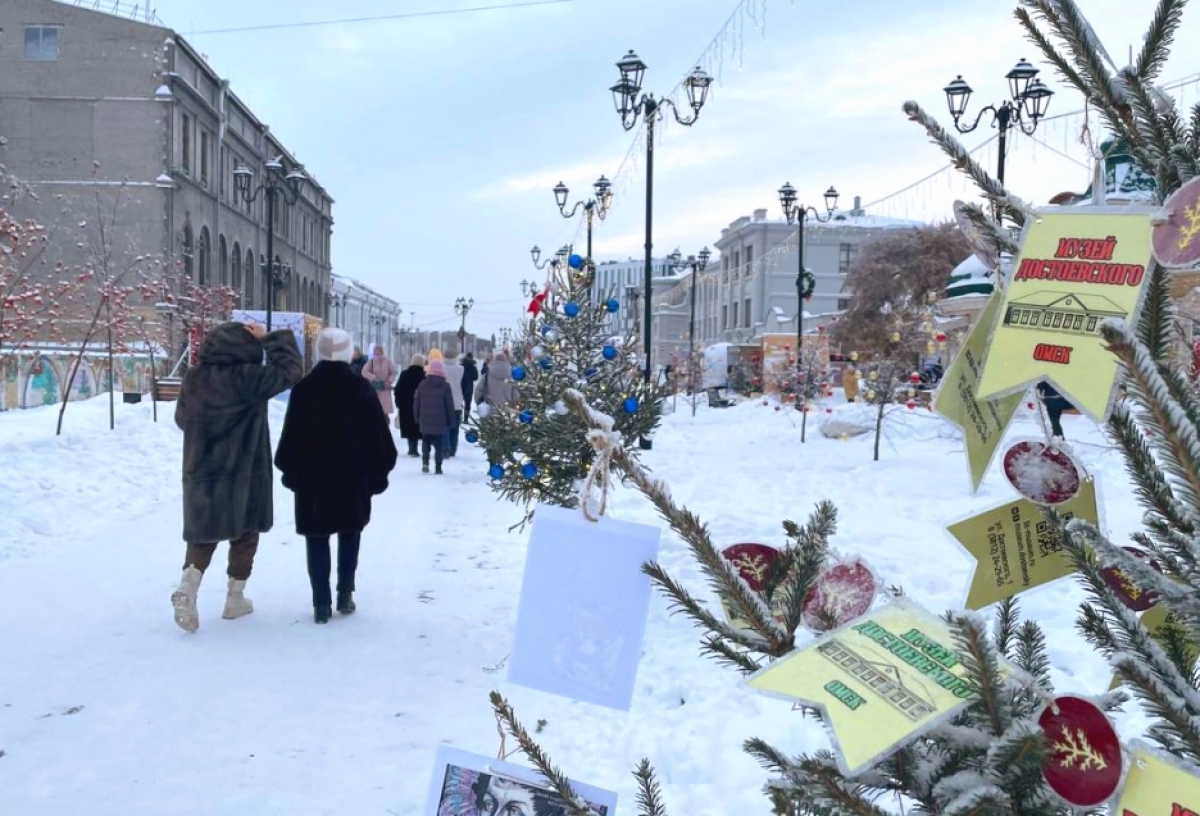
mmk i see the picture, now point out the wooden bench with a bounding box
[706,387,732,408]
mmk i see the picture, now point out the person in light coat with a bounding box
[361,344,397,418]
[476,351,517,409]
[442,350,466,457]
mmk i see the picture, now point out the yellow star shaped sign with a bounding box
[745,599,992,774]
[933,292,1024,493]
[1116,742,1200,815]
[948,479,1099,610]
[975,209,1156,423]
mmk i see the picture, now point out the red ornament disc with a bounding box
[1038,696,1123,806]
[722,543,781,593]
[1099,547,1162,612]
[801,558,877,632]
[1002,440,1083,505]
[1152,175,1200,268]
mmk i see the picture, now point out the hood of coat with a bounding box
[198,322,265,366]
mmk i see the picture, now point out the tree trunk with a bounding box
[873,398,885,462]
[55,305,104,436]
[801,403,808,443]
[106,305,115,431]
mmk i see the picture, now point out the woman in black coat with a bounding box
[275,328,398,624]
[394,353,426,457]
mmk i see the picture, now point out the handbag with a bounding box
[372,380,386,391]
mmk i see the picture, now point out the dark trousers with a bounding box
[406,436,419,456]
[421,433,445,467]
[463,390,473,422]
[446,410,462,457]
[1046,403,1066,438]
[184,531,260,581]
[305,532,362,609]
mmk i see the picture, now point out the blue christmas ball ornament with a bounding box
[568,253,584,269]
[488,464,505,480]
[605,297,620,313]
[538,358,552,370]
[540,324,553,337]
[511,365,526,381]
[519,409,534,424]
[521,462,538,479]
[585,367,598,379]
[465,430,479,444]
[564,301,580,318]
[601,344,618,361]
[624,396,639,413]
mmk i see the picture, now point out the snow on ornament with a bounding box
[1151,175,1200,268]
[1002,439,1083,505]
[801,557,878,632]
[551,400,568,415]
[1099,547,1162,612]
[1037,696,1123,806]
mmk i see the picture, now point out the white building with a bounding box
[591,256,675,336]
[650,198,924,366]
[327,275,403,360]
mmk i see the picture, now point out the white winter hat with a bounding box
[316,328,354,364]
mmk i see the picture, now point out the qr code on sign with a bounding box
[1035,512,1073,557]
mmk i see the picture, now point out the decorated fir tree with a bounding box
[467,256,666,525]
[480,0,1200,812]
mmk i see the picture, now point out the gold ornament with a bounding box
[866,389,876,400]
[868,370,878,381]
[890,332,901,343]
[849,351,859,362]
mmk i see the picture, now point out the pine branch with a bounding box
[949,613,1011,737]
[1136,263,1174,362]
[1120,69,1185,195]
[1137,0,1188,82]
[562,388,793,655]
[632,759,670,816]
[958,202,1019,259]
[1102,320,1200,529]
[993,597,1020,658]
[901,101,1030,227]
[699,634,763,675]
[488,692,600,816]
[1106,401,1196,543]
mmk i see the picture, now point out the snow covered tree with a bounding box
[484,2,1200,810]
[468,260,666,525]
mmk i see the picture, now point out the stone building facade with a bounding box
[0,0,334,409]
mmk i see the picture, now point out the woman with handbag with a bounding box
[362,344,397,421]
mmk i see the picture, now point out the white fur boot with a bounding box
[222,577,254,620]
[171,567,203,633]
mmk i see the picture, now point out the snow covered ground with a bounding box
[0,390,1143,814]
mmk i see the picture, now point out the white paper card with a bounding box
[424,745,618,815]
[507,503,661,712]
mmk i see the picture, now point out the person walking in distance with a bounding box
[460,352,479,422]
[170,321,303,633]
[349,347,367,378]
[442,350,466,458]
[394,354,426,457]
[275,328,397,624]
[414,359,455,474]
[362,344,397,423]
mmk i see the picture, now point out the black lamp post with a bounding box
[610,51,712,449]
[455,296,474,355]
[669,246,711,417]
[520,279,537,298]
[943,58,1053,190]
[778,182,838,406]
[552,176,613,288]
[530,244,570,271]
[233,156,305,332]
[370,314,387,347]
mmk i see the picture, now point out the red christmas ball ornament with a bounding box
[825,407,833,414]
[935,331,946,342]
[774,405,781,412]
[801,558,878,632]
[721,543,781,594]
[1002,440,1083,505]
[817,325,825,333]
[1027,401,1035,410]
[1037,696,1122,806]
[762,399,769,406]
[906,400,916,410]
[1099,547,1163,612]
[909,371,921,384]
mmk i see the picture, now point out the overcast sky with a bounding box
[149,0,1200,338]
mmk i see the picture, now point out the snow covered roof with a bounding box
[946,254,995,299]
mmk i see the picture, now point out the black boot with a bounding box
[337,591,356,614]
[314,605,332,624]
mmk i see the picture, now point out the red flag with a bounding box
[528,290,547,315]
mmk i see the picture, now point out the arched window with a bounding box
[197,227,211,287]
[218,236,228,287]
[244,249,255,309]
[231,242,242,307]
[182,224,194,278]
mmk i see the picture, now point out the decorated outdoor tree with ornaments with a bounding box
[466,253,666,525]
[481,1,1200,812]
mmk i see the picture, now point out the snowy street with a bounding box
[0,395,1144,813]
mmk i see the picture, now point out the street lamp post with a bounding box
[943,58,1053,191]
[520,279,536,298]
[610,52,712,441]
[233,156,306,331]
[668,246,711,417]
[370,314,387,347]
[552,176,614,287]
[778,182,839,409]
[455,297,474,355]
